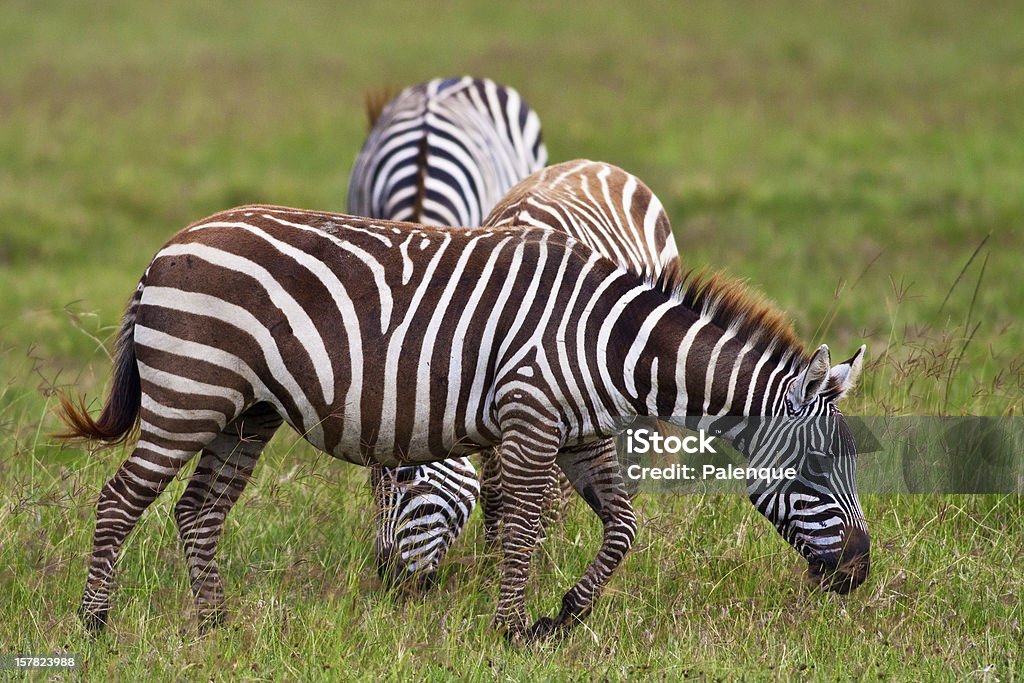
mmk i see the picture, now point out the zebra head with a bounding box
[744,344,869,593]
[369,459,480,589]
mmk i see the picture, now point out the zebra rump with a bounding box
[348,76,547,228]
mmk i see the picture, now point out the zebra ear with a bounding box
[828,344,866,400]
[789,344,831,406]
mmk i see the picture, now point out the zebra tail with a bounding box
[54,280,143,445]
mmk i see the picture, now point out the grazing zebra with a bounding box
[58,204,869,641]
[368,452,479,589]
[477,158,683,544]
[347,76,548,586]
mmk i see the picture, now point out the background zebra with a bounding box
[348,76,547,227]
[58,203,868,641]
[478,158,682,543]
[347,76,547,587]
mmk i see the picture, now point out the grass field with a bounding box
[2,1,1022,680]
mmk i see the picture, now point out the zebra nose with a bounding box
[376,544,434,590]
[809,527,870,594]
[415,569,438,591]
[841,527,871,567]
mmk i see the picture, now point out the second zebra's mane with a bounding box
[363,86,398,129]
[658,268,809,366]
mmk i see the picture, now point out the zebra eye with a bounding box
[804,450,829,470]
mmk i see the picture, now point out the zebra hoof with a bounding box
[527,616,560,641]
[498,618,533,645]
[197,608,226,634]
[78,605,108,634]
[501,617,561,644]
[502,625,537,646]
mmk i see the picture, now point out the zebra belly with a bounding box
[305,404,494,468]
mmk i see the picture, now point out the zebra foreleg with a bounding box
[174,403,282,631]
[490,423,560,641]
[540,466,575,531]
[528,439,637,640]
[482,446,574,550]
[479,448,502,548]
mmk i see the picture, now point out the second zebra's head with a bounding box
[369,459,480,590]
[742,344,870,594]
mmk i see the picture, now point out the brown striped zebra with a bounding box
[357,153,684,587]
[58,203,868,641]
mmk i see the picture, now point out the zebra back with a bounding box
[484,159,682,287]
[347,76,548,228]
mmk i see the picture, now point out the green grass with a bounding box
[1,1,1022,680]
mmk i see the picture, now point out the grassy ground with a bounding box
[1,1,1022,680]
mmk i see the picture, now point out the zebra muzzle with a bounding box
[375,545,438,591]
[807,528,870,594]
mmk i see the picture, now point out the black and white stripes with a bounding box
[477,159,682,546]
[348,76,546,228]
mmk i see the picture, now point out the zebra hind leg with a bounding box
[528,438,636,641]
[173,402,282,631]
[79,410,229,632]
[483,447,574,550]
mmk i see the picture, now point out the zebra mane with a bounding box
[363,86,398,129]
[658,267,810,366]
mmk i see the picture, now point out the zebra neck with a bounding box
[611,295,796,421]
